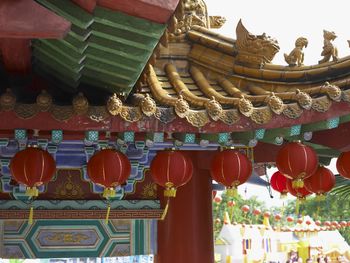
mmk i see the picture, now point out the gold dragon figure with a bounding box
[284,37,308,67]
[319,30,338,64]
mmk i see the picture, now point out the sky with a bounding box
[204,0,345,207]
[205,0,350,65]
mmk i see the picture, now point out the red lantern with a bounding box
[10,146,56,196]
[315,220,321,226]
[286,216,294,223]
[87,149,131,198]
[347,221,350,227]
[241,205,250,213]
[211,149,252,197]
[150,150,193,197]
[263,211,271,218]
[324,221,331,227]
[286,179,312,199]
[337,151,350,179]
[305,220,311,225]
[253,209,261,216]
[227,200,235,207]
[214,196,222,204]
[331,221,338,226]
[274,214,282,221]
[270,171,288,197]
[276,141,318,188]
[340,221,347,227]
[297,218,303,224]
[304,166,335,199]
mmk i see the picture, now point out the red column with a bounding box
[156,151,214,263]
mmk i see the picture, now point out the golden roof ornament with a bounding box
[107,93,123,116]
[235,20,280,68]
[321,82,341,101]
[295,89,312,110]
[140,94,157,117]
[238,95,254,117]
[0,88,16,111]
[284,37,308,67]
[319,30,338,64]
[175,93,190,118]
[72,92,89,115]
[267,93,285,114]
[36,89,52,111]
[205,96,223,121]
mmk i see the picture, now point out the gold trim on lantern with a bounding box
[292,178,304,188]
[226,187,238,197]
[26,187,39,197]
[164,182,177,197]
[103,187,116,198]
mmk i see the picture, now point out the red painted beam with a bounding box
[311,122,350,152]
[98,0,179,24]
[0,0,71,39]
[0,102,349,133]
[71,0,97,13]
[1,39,31,74]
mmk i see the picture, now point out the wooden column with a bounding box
[156,151,214,263]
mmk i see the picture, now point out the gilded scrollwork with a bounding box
[72,92,89,115]
[88,106,110,122]
[284,37,308,67]
[238,96,254,117]
[219,109,240,125]
[185,110,210,127]
[119,106,142,122]
[267,93,284,114]
[209,16,226,29]
[295,89,312,110]
[321,82,341,101]
[250,107,272,124]
[140,94,157,117]
[205,96,223,121]
[154,107,177,123]
[311,96,331,112]
[107,93,123,116]
[51,105,74,122]
[283,103,303,119]
[14,104,39,119]
[174,94,190,118]
[319,30,338,64]
[0,89,16,111]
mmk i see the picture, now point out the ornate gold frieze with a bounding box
[36,90,52,112]
[185,110,210,127]
[312,96,331,112]
[175,94,190,118]
[205,97,223,121]
[250,107,272,124]
[107,94,123,116]
[51,105,74,122]
[238,96,254,117]
[219,109,240,125]
[0,89,16,111]
[295,89,313,110]
[15,104,39,119]
[283,104,303,119]
[88,106,109,122]
[120,106,143,122]
[140,94,157,117]
[72,93,89,115]
[266,93,284,115]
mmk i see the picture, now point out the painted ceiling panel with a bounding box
[32,0,166,96]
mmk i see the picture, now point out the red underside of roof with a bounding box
[1,102,350,132]
[70,0,179,23]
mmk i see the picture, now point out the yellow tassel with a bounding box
[29,206,34,225]
[26,187,38,197]
[316,194,326,201]
[103,188,115,198]
[161,200,169,220]
[105,204,111,224]
[226,187,238,198]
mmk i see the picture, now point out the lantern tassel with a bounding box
[29,206,34,225]
[161,199,169,221]
[295,199,300,216]
[226,187,238,198]
[105,204,111,224]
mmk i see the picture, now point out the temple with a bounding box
[0,0,350,262]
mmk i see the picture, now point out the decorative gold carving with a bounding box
[205,96,223,120]
[107,93,123,116]
[185,110,209,127]
[312,96,331,112]
[72,92,89,115]
[0,88,16,111]
[250,107,272,124]
[219,109,240,125]
[235,20,280,67]
[53,173,84,199]
[284,37,308,67]
[267,93,284,114]
[321,82,341,101]
[141,183,157,199]
[209,16,226,29]
[319,30,338,64]
[238,96,254,117]
[14,104,39,119]
[45,232,89,244]
[140,94,157,117]
[88,106,110,122]
[283,103,303,119]
[342,89,350,102]
[51,105,74,121]
[119,106,142,122]
[174,94,190,118]
[154,107,177,123]
[36,89,52,111]
[169,0,209,40]
[295,89,312,110]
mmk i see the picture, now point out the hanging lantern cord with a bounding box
[161,198,170,221]
[105,200,111,224]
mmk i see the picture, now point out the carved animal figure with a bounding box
[284,37,308,66]
[319,30,338,64]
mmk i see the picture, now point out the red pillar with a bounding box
[156,151,214,263]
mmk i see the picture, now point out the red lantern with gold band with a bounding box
[270,171,288,198]
[276,141,318,189]
[336,151,350,179]
[150,149,193,197]
[304,166,335,200]
[87,149,131,198]
[211,149,252,197]
[286,178,311,215]
[10,146,56,224]
[10,146,56,197]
